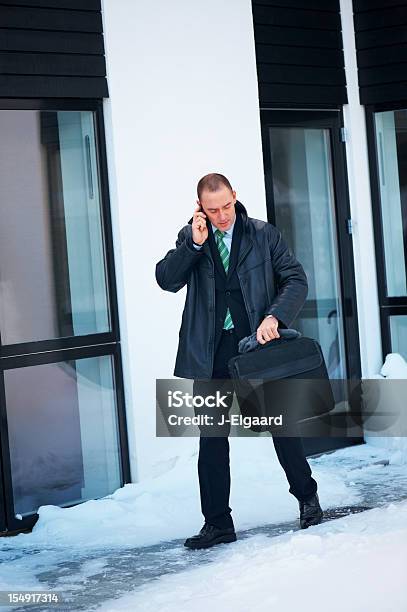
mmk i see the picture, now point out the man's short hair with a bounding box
[197,173,233,200]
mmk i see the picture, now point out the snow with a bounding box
[365,352,407,457]
[0,353,406,610]
[381,352,407,378]
[1,437,363,551]
[0,441,406,611]
[98,499,407,612]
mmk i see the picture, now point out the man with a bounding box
[155,173,323,549]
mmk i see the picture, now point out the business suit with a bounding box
[156,199,322,542]
[156,201,309,379]
[192,212,318,530]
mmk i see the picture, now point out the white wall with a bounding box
[101,0,267,480]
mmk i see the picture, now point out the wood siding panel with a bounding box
[353,0,407,105]
[252,0,346,107]
[0,1,101,11]
[0,1,107,97]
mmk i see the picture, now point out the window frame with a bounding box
[0,98,130,534]
[365,101,407,359]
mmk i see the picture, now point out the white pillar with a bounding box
[100,0,266,479]
[340,0,383,377]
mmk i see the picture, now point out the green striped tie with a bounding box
[215,229,234,330]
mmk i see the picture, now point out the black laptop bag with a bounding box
[227,329,335,433]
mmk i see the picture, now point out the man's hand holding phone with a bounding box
[192,201,208,246]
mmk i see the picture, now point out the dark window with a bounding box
[368,106,407,360]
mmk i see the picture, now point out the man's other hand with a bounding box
[192,202,208,245]
[256,315,280,344]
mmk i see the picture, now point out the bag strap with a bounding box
[238,328,302,354]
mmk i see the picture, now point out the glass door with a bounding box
[0,101,129,534]
[368,107,407,359]
[261,109,362,453]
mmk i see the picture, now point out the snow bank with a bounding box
[365,352,407,460]
[1,440,396,551]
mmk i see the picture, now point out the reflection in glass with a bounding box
[4,355,121,517]
[268,126,346,381]
[389,316,407,360]
[0,110,110,345]
[374,109,407,297]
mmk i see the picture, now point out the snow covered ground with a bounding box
[0,439,406,611]
[99,498,407,612]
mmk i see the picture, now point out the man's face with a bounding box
[198,186,237,231]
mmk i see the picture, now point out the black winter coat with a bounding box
[155,201,308,379]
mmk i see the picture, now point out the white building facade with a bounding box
[0,0,405,534]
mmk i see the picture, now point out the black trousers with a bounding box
[193,328,318,530]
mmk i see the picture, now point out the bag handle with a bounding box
[238,328,302,354]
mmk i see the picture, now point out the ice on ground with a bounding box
[0,351,405,610]
[0,437,365,552]
[97,498,407,612]
[1,438,405,553]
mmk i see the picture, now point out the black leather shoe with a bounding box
[184,522,237,549]
[299,492,323,529]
